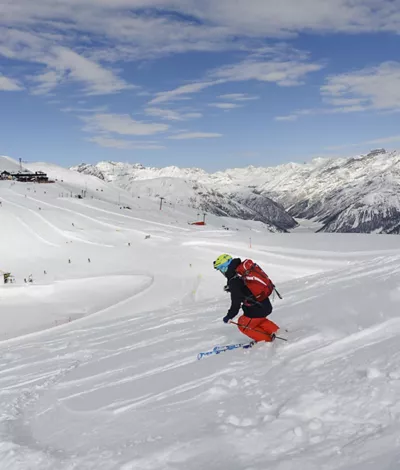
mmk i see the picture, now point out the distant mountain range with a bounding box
[73,162,296,232]
[73,148,400,234]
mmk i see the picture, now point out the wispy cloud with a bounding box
[144,107,202,121]
[168,132,223,140]
[150,48,322,105]
[325,134,400,151]
[279,61,400,121]
[182,0,400,37]
[208,102,242,109]
[3,1,400,65]
[0,74,23,91]
[365,135,400,145]
[275,114,299,121]
[218,93,259,101]
[30,70,64,95]
[212,56,323,86]
[0,29,134,96]
[82,113,169,136]
[275,103,373,121]
[61,105,109,114]
[88,136,165,150]
[149,81,223,105]
[4,0,400,156]
[34,47,134,95]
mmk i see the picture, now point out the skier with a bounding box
[213,254,279,342]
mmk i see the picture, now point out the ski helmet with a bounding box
[213,254,233,274]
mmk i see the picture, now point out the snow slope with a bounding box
[1,159,400,469]
[74,148,400,234]
[0,156,29,173]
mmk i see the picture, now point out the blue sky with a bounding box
[1,0,400,171]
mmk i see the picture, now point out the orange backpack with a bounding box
[236,259,275,302]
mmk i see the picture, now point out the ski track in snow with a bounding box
[11,213,60,248]
[1,173,400,470]
[13,193,172,241]
[63,197,192,233]
[1,195,115,248]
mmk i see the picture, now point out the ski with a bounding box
[197,341,256,360]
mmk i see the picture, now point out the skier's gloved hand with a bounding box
[223,285,230,292]
[223,315,230,324]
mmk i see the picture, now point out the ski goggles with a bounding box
[213,260,231,274]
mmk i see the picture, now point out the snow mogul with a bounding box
[213,254,280,342]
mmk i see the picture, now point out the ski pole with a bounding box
[229,321,287,342]
[274,287,283,299]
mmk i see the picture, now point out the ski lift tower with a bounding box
[19,158,29,171]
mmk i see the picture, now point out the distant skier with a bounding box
[213,254,279,342]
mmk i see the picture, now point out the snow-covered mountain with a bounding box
[74,149,400,234]
[2,156,400,470]
[212,149,400,234]
[73,163,297,232]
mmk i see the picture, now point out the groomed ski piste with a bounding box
[1,155,400,470]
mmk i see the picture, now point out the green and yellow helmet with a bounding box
[213,254,233,274]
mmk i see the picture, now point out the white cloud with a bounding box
[208,102,242,109]
[365,135,400,145]
[168,132,223,140]
[184,112,203,119]
[325,134,400,151]
[54,47,133,94]
[278,61,400,121]
[274,105,369,121]
[8,2,390,109]
[150,49,322,105]
[61,105,108,114]
[2,1,400,64]
[0,29,45,62]
[181,0,400,37]
[321,61,400,111]
[31,70,64,95]
[212,58,323,86]
[0,29,134,95]
[0,74,23,91]
[144,107,202,121]
[326,97,366,107]
[275,114,298,121]
[218,93,259,101]
[88,135,165,150]
[83,113,169,136]
[149,81,223,105]
[35,47,134,95]
[1,5,237,62]
[3,1,400,133]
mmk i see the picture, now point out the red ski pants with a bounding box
[237,315,279,342]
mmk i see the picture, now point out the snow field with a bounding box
[1,163,400,469]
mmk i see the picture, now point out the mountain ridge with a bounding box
[73,148,400,234]
[73,162,298,232]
